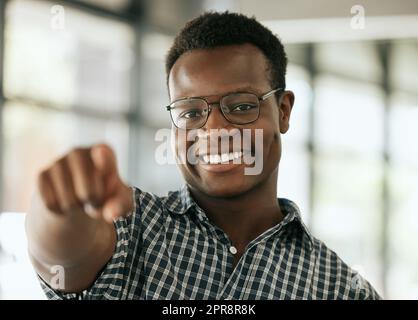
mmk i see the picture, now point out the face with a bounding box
[168,43,294,198]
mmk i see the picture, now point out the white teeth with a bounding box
[201,151,243,164]
[208,154,221,164]
[221,153,229,163]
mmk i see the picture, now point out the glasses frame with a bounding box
[166,87,283,129]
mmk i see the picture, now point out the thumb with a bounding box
[102,185,134,223]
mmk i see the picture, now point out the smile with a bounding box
[201,151,243,164]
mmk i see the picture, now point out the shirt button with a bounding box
[229,246,237,255]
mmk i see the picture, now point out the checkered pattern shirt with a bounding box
[39,185,381,300]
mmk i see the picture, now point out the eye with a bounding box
[179,109,203,119]
[230,103,257,112]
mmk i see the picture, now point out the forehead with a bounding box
[168,43,271,100]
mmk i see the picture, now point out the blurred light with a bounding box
[0,212,45,299]
[263,15,418,43]
[4,0,135,111]
[141,33,173,60]
[78,0,131,12]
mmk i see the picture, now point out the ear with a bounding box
[278,91,295,134]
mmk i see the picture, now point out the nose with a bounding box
[203,103,231,130]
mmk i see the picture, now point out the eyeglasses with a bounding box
[166,87,283,129]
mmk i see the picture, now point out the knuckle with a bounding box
[37,171,50,196]
[52,157,67,170]
[36,171,60,213]
[67,147,85,161]
[37,170,53,195]
[37,169,49,184]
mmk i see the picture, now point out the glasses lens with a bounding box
[170,98,208,129]
[221,93,260,124]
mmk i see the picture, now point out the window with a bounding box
[4,0,134,112]
[283,39,418,298]
[279,64,311,223]
[388,92,418,299]
[312,74,385,294]
[1,0,134,212]
[314,75,385,156]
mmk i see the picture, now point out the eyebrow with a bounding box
[177,86,261,101]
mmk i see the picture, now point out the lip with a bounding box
[198,161,244,173]
[196,149,252,158]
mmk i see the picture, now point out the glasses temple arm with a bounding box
[260,88,283,101]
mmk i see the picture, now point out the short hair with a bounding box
[165,11,288,93]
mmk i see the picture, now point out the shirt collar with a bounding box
[277,198,315,250]
[163,184,315,250]
[164,184,195,215]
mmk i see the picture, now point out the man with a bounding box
[26,11,381,299]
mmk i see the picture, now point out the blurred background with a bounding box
[0,0,417,299]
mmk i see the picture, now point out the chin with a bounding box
[191,173,256,198]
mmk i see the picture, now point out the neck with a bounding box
[189,170,284,250]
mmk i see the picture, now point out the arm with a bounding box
[25,144,133,293]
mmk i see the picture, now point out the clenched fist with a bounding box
[37,144,133,223]
[26,144,133,292]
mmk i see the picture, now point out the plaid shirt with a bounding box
[39,185,381,300]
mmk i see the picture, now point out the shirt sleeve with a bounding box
[350,271,383,300]
[38,187,143,300]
